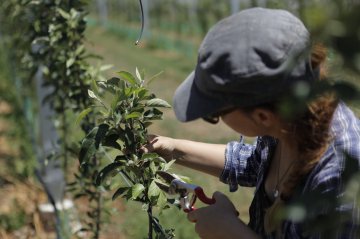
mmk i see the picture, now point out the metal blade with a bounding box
[154,180,171,193]
[156,170,177,183]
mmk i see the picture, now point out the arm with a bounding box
[144,135,266,186]
[173,139,226,177]
[144,135,226,177]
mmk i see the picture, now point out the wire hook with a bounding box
[135,0,144,45]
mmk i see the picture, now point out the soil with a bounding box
[0,101,126,239]
[0,101,52,238]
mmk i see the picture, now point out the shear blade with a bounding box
[154,180,171,193]
[155,171,178,194]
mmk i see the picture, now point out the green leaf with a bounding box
[57,8,70,19]
[91,79,99,95]
[75,108,92,125]
[95,124,110,148]
[157,191,168,208]
[141,153,159,161]
[148,180,161,198]
[146,71,163,85]
[102,132,121,150]
[114,155,128,162]
[163,159,176,171]
[112,187,130,201]
[107,77,120,86]
[146,98,171,108]
[124,111,142,120]
[144,108,164,120]
[88,89,101,103]
[149,161,157,175]
[66,58,75,68]
[100,64,113,72]
[135,67,142,82]
[118,71,139,86]
[79,127,98,163]
[131,183,145,199]
[96,161,126,186]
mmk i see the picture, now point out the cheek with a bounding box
[221,113,259,137]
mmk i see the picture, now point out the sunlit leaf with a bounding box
[100,64,113,71]
[136,67,142,82]
[163,160,176,171]
[88,89,101,102]
[131,183,145,199]
[141,153,159,161]
[57,8,70,19]
[146,98,171,108]
[148,180,161,198]
[124,111,142,120]
[118,71,139,86]
[157,191,168,209]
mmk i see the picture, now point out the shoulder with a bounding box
[305,102,360,193]
[331,102,360,158]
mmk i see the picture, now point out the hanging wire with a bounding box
[135,0,144,45]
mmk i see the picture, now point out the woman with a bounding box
[144,8,360,238]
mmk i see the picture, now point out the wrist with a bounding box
[172,138,186,161]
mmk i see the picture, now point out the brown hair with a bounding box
[262,43,339,234]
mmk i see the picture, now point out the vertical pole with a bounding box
[35,65,65,203]
[230,0,240,15]
[143,0,150,38]
[96,0,108,26]
[35,65,66,239]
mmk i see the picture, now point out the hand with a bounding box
[187,191,242,239]
[141,135,176,162]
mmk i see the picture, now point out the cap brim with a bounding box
[173,71,228,122]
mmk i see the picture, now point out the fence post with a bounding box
[96,0,108,26]
[142,0,150,38]
[230,0,240,14]
[35,65,66,239]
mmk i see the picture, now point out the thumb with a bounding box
[212,191,239,217]
[212,191,228,203]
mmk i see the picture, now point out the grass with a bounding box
[85,26,255,238]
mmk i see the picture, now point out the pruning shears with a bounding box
[156,171,216,213]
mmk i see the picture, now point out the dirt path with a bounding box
[0,101,56,239]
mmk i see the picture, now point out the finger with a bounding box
[140,136,158,153]
[146,134,158,142]
[139,145,149,153]
[212,191,227,203]
[187,210,198,223]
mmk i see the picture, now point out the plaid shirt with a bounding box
[220,102,360,238]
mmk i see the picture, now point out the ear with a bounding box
[250,108,277,128]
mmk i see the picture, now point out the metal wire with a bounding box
[135,0,144,45]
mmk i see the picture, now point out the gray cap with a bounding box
[173,8,317,122]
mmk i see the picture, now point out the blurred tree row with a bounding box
[91,0,360,78]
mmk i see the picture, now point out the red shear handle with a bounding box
[194,187,216,205]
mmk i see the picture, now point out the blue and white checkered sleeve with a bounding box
[305,160,360,239]
[219,137,262,192]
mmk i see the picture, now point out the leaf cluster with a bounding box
[79,69,175,238]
